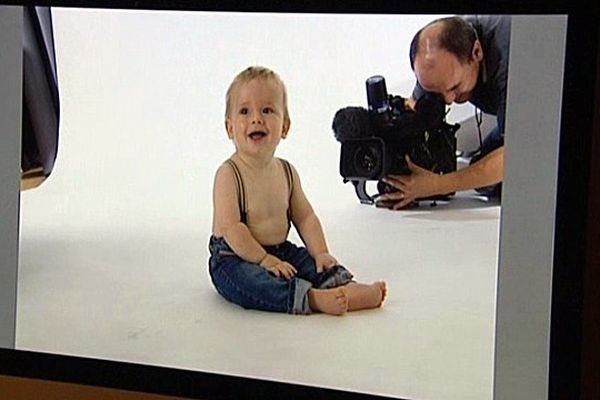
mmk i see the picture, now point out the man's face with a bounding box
[414,42,482,105]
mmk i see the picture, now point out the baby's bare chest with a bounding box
[245,176,290,219]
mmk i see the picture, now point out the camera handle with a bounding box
[344,179,375,205]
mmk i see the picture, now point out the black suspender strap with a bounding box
[279,158,294,226]
[225,159,248,224]
[280,158,294,200]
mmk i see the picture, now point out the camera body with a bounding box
[332,76,460,204]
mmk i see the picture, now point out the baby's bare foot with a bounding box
[308,287,348,315]
[379,281,388,306]
[345,281,387,311]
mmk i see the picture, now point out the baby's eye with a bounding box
[239,107,248,115]
[262,107,274,114]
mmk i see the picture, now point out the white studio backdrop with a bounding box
[25,10,463,238]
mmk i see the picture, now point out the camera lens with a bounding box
[353,144,382,177]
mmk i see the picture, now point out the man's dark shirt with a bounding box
[412,15,511,136]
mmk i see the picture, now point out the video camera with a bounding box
[332,75,460,205]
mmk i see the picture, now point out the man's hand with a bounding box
[260,254,297,280]
[314,252,338,273]
[375,155,441,210]
[404,96,417,111]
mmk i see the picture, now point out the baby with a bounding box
[208,66,386,315]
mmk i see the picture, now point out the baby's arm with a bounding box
[287,163,338,272]
[213,164,297,279]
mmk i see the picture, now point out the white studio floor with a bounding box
[18,190,500,400]
[16,9,501,400]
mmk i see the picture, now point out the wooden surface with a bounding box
[0,375,194,400]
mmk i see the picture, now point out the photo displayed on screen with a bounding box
[11,8,566,400]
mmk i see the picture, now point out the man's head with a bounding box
[225,66,291,155]
[409,17,483,105]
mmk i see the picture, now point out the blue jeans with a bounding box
[470,125,504,198]
[208,236,354,314]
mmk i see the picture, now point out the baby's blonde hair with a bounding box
[225,66,290,127]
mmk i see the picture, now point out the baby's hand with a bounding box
[315,253,338,273]
[260,254,297,280]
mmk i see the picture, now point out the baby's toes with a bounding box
[336,288,349,312]
[378,281,388,306]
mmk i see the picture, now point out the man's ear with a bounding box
[281,119,291,139]
[225,119,234,139]
[472,39,484,62]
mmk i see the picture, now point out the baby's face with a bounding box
[226,78,289,157]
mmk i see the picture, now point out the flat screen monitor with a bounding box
[1,3,597,400]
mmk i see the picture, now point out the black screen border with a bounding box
[1,1,599,399]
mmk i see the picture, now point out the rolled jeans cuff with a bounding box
[317,267,354,289]
[292,278,313,314]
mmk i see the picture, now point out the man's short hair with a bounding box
[409,16,479,69]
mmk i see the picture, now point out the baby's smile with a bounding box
[248,131,267,140]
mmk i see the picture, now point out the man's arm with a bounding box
[377,146,504,209]
[436,145,504,193]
